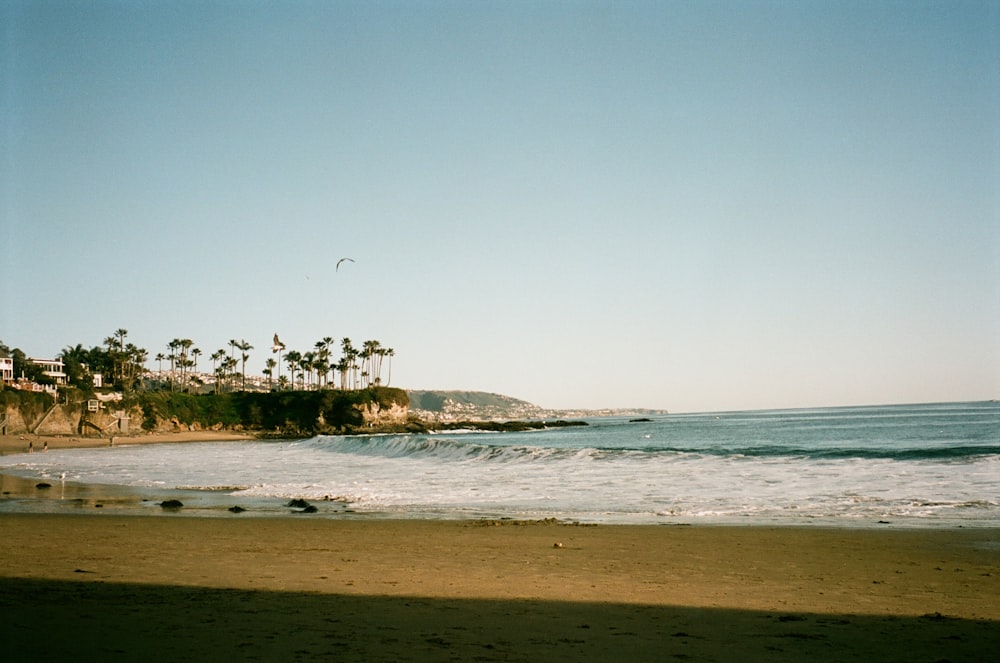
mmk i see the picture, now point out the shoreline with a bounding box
[0,429,257,456]
[2,429,997,528]
[1,514,997,660]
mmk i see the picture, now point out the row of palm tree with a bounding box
[46,329,395,395]
[269,337,394,392]
[151,335,394,393]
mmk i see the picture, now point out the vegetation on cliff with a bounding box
[136,387,410,436]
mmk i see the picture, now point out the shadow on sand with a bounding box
[1,577,997,661]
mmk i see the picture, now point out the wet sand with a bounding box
[0,430,255,455]
[1,512,997,661]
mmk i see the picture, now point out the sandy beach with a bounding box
[0,430,256,456]
[0,514,996,661]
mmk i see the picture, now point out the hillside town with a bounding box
[0,331,395,399]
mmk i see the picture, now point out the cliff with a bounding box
[1,387,414,438]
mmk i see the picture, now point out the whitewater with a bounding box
[2,401,997,527]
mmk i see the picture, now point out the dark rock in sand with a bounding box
[629,418,653,423]
[228,506,246,513]
[287,498,310,509]
[35,482,52,489]
[160,499,184,509]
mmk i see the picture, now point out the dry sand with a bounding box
[0,512,997,662]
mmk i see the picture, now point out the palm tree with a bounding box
[167,339,181,392]
[360,341,374,388]
[340,338,358,389]
[272,335,286,385]
[177,339,193,389]
[222,356,238,392]
[321,336,335,387]
[111,329,127,386]
[237,340,253,390]
[314,340,329,388]
[214,364,226,394]
[155,353,165,381]
[264,357,276,390]
[300,352,316,390]
[124,344,147,391]
[336,357,350,390]
[365,340,384,385]
[285,350,302,391]
[60,343,93,388]
[210,349,226,394]
[385,348,395,386]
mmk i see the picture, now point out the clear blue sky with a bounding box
[2,1,998,412]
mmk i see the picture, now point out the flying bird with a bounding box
[272,334,286,353]
[336,257,355,272]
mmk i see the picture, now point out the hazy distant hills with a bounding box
[406,390,667,421]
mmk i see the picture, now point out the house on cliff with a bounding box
[0,357,67,397]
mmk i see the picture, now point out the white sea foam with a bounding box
[2,402,997,526]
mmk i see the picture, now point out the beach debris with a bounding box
[228,506,246,513]
[159,499,184,509]
[35,482,52,489]
[553,542,563,548]
[336,257,355,271]
[286,498,317,513]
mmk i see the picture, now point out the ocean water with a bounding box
[2,401,997,527]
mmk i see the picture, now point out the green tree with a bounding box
[60,344,93,389]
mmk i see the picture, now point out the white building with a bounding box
[0,357,13,382]
[29,358,67,385]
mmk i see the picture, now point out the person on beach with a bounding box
[43,441,48,452]
[28,441,33,453]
